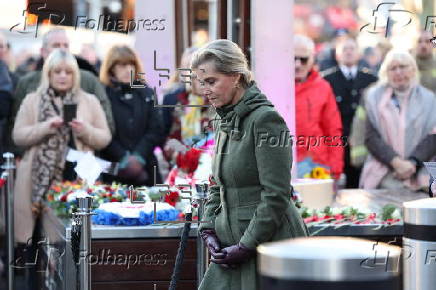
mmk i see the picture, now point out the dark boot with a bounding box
[24,244,37,290]
[13,242,27,276]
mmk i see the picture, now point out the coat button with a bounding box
[336,96,342,102]
[351,89,358,96]
[351,103,357,109]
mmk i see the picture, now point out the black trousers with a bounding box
[344,146,362,188]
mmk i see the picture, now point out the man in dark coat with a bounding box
[322,37,378,188]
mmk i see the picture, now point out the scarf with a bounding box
[211,82,273,186]
[31,88,75,203]
[181,94,207,141]
[215,81,273,141]
[360,84,436,190]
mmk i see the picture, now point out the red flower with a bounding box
[334,214,345,220]
[60,195,67,202]
[111,198,118,202]
[164,191,180,207]
[304,217,315,223]
[176,148,202,174]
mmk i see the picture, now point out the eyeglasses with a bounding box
[387,64,410,72]
[295,56,309,65]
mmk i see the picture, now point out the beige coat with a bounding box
[13,90,111,243]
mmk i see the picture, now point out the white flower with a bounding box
[66,190,91,203]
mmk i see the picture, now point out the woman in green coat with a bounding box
[192,39,308,290]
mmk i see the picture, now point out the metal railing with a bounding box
[72,196,93,290]
[194,183,209,287]
[1,152,15,290]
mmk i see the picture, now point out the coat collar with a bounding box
[215,81,273,141]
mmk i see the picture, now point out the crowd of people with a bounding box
[0,26,434,211]
[294,29,436,191]
[0,22,436,289]
[0,27,434,205]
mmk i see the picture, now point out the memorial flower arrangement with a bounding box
[166,147,204,187]
[300,204,402,226]
[92,202,179,226]
[46,181,181,225]
[45,181,129,218]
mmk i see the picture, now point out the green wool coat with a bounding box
[199,82,308,290]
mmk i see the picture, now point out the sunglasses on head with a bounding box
[295,56,309,65]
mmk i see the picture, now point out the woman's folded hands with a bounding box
[391,156,416,180]
[200,229,256,269]
[211,243,256,268]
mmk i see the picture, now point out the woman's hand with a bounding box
[211,242,256,268]
[69,119,86,135]
[164,139,187,162]
[48,116,64,129]
[118,156,146,181]
[391,156,416,180]
[200,230,225,259]
[127,156,144,174]
[31,201,44,217]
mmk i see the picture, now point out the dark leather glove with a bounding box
[211,242,256,267]
[200,230,225,259]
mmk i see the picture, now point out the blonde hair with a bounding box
[378,49,419,85]
[100,45,145,86]
[191,39,252,88]
[37,49,80,95]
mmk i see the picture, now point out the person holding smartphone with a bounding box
[12,49,111,247]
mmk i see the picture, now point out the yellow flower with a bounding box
[310,167,331,179]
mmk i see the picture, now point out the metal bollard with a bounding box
[403,198,436,290]
[75,196,93,290]
[258,237,401,290]
[2,152,15,290]
[194,183,209,288]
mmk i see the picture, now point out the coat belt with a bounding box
[217,185,262,209]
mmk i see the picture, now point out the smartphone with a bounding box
[63,104,77,124]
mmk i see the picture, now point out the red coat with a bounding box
[295,69,344,178]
